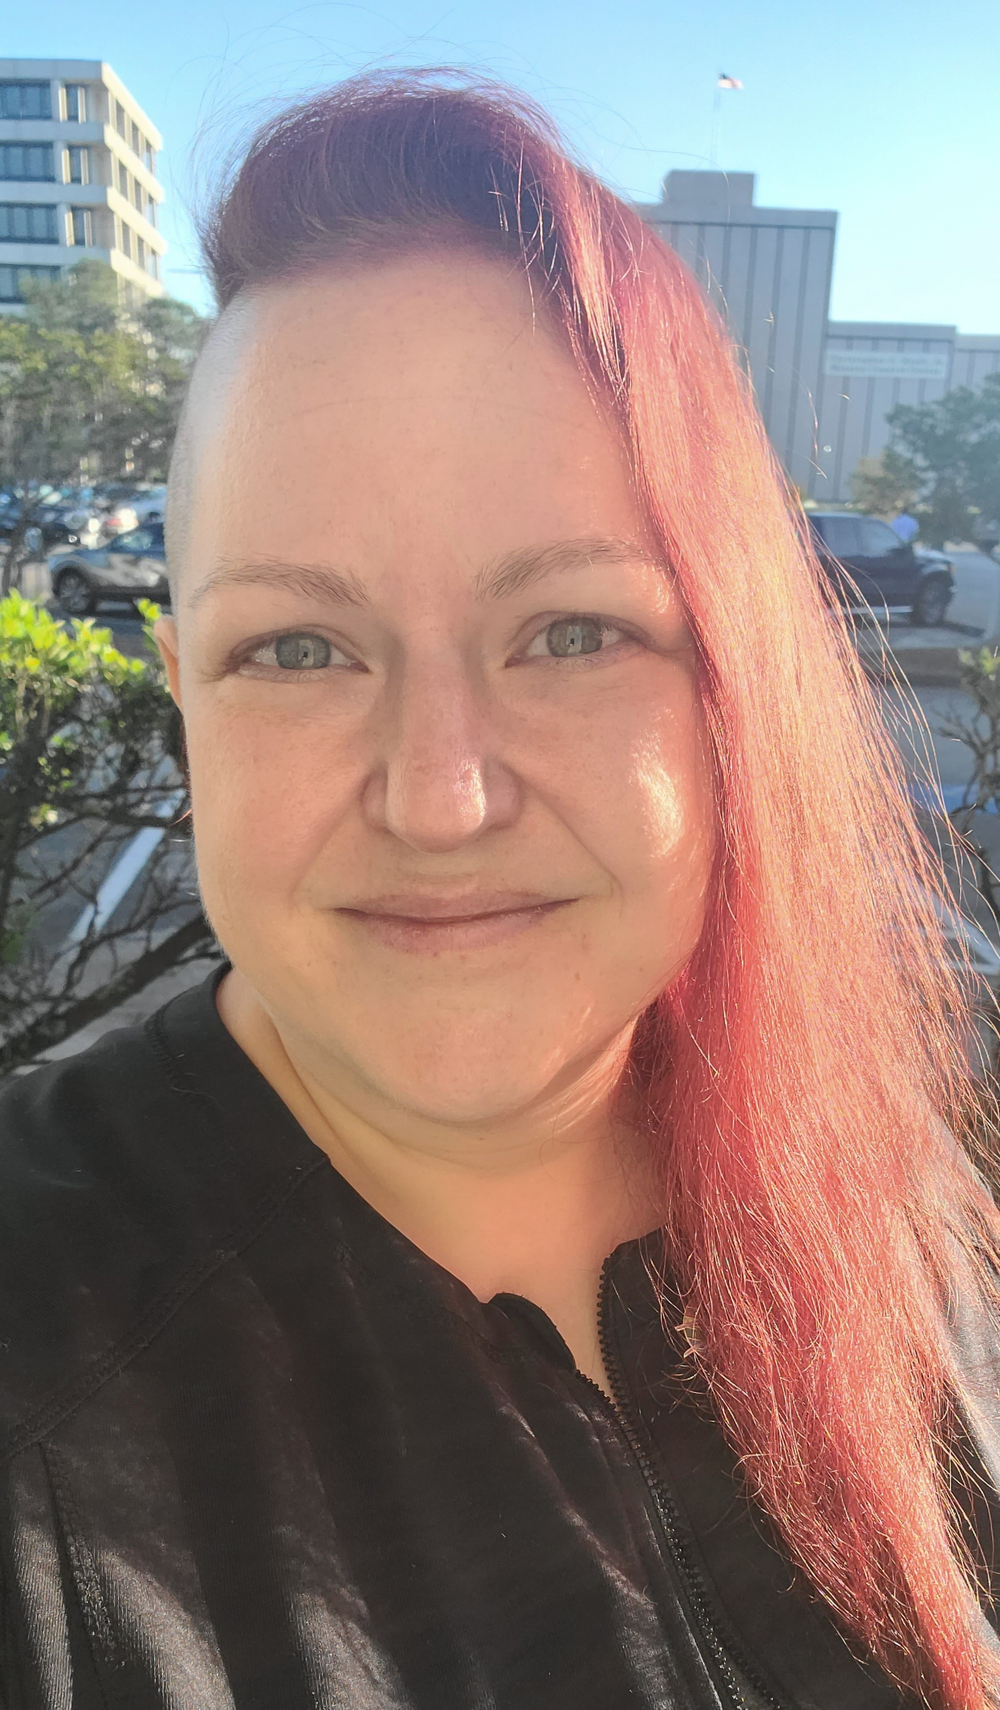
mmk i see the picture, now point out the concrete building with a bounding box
[636,171,837,494]
[0,60,165,315]
[814,324,1000,501]
[636,171,1000,502]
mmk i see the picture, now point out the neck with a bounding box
[216,967,661,1383]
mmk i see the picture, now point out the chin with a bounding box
[347,1026,576,1128]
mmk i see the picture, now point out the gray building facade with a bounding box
[636,171,999,502]
[0,59,165,315]
[636,171,837,495]
[814,323,1000,501]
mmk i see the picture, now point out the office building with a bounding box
[814,323,1000,501]
[0,59,165,315]
[637,172,1000,501]
[636,170,837,495]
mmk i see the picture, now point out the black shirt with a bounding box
[0,968,941,1707]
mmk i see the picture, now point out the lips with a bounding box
[339,891,566,923]
[335,892,574,953]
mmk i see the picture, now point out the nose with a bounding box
[361,656,521,853]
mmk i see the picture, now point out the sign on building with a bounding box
[823,349,950,380]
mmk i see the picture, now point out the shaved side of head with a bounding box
[165,297,259,612]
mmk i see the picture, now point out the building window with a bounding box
[119,221,132,260]
[0,263,61,302]
[117,160,130,198]
[130,121,141,156]
[115,100,127,139]
[0,143,55,182]
[149,251,159,281]
[143,142,154,172]
[136,236,146,269]
[0,204,58,243]
[66,146,90,185]
[0,82,52,120]
[63,84,87,122]
[133,178,144,212]
[70,207,93,247]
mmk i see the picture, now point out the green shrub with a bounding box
[0,594,211,1071]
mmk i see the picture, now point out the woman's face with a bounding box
[160,251,716,1125]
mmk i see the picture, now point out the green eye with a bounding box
[274,633,332,669]
[545,617,606,657]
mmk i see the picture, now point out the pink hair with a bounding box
[202,71,1000,1706]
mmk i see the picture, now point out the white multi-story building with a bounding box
[0,59,165,315]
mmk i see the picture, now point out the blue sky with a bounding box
[11,0,1000,332]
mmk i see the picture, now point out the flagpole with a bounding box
[711,75,742,167]
[710,82,722,167]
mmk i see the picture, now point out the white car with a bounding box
[100,486,168,540]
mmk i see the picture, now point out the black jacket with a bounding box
[0,967,998,1710]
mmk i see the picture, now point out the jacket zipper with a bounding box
[579,1262,786,1710]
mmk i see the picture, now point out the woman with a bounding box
[1,72,999,1710]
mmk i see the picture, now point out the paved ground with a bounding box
[940,550,1000,635]
[36,954,223,1063]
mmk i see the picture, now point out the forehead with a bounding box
[176,252,646,599]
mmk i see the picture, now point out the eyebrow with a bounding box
[474,536,662,600]
[188,535,663,612]
[189,559,369,610]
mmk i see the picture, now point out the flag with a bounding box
[717,74,743,89]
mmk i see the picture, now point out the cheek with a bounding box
[631,722,715,885]
[534,674,715,901]
[562,683,716,988]
[184,699,359,889]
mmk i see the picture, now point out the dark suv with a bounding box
[807,511,954,627]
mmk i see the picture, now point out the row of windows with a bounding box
[0,143,54,181]
[0,145,159,218]
[111,96,155,170]
[0,81,50,120]
[116,218,160,275]
[0,143,157,209]
[115,158,156,223]
[0,203,162,268]
[0,143,87,183]
[0,243,160,298]
[0,202,57,241]
[0,82,157,168]
[0,262,60,302]
[0,81,89,122]
[0,203,93,245]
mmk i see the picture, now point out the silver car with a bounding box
[49,522,170,616]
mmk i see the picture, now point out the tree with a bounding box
[0,314,134,593]
[887,374,1000,549]
[21,256,121,336]
[848,448,920,519]
[0,593,215,1074]
[0,261,210,593]
[93,294,209,480]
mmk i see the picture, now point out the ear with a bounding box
[153,615,182,708]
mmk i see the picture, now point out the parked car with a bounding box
[0,493,101,556]
[36,491,103,548]
[807,511,954,627]
[98,485,168,541]
[49,522,170,615]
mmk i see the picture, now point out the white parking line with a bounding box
[65,790,185,945]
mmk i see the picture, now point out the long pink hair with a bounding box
[201,71,1000,1707]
